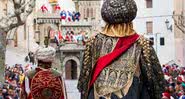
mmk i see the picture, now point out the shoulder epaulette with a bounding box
[51,68,61,77]
[138,35,152,79]
[27,70,36,79]
[83,37,95,66]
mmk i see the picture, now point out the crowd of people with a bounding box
[0,64,30,99]
[54,31,88,46]
[64,31,87,43]
[162,63,185,99]
[2,59,185,99]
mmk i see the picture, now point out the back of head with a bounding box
[101,0,137,24]
[35,46,56,68]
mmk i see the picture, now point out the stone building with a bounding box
[173,0,185,66]
[133,0,175,65]
[33,0,91,78]
[73,0,102,32]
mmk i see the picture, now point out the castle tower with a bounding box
[72,0,79,11]
[49,0,58,13]
[73,0,102,32]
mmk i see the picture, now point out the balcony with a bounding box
[34,10,92,26]
[59,42,85,52]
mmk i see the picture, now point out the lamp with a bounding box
[165,19,172,31]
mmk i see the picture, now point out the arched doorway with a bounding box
[65,59,77,80]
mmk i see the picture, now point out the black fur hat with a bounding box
[101,0,137,24]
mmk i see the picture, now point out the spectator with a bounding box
[65,31,71,42]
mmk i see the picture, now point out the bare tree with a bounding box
[0,0,36,82]
[173,11,185,33]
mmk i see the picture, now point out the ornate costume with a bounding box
[77,0,165,99]
[21,46,67,99]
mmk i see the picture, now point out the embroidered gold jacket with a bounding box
[77,33,165,99]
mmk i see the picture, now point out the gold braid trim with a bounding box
[138,36,152,79]
[83,38,95,66]
[77,37,95,98]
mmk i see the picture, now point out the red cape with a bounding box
[89,33,140,87]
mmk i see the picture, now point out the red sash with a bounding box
[89,33,140,87]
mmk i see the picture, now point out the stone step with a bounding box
[65,80,80,99]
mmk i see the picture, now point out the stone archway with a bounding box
[63,56,80,79]
[65,59,77,79]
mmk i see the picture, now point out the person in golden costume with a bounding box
[77,0,165,99]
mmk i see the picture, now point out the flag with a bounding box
[54,34,59,46]
[60,10,67,20]
[41,5,48,13]
[55,5,61,11]
[58,31,63,40]
[72,12,76,21]
[50,30,55,39]
[67,11,73,22]
[75,12,81,21]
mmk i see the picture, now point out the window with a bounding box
[146,0,153,8]
[24,24,26,40]
[160,37,165,46]
[149,37,154,45]
[91,8,93,18]
[87,8,90,18]
[146,21,153,34]
[84,9,86,18]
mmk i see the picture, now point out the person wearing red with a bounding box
[58,30,63,42]
[21,46,67,99]
[65,31,71,42]
[162,92,171,99]
[77,0,165,99]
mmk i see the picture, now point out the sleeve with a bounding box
[77,37,95,95]
[139,38,165,99]
[60,76,67,99]
[25,76,31,94]
[20,77,27,99]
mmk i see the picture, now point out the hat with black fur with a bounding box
[101,0,137,24]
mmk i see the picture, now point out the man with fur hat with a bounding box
[21,46,67,99]
[77,0,165,99]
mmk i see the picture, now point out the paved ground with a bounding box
[65,80,80,99]
[5,46,28,66]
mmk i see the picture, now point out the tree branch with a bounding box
[173,12,185,33]
[0,0,36,33]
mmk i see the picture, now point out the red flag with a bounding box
[55,5,61,11]
[58,31,63,40]
[41,5,48,12]
[50,30,55,39]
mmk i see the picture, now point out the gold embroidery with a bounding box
[30,69,64,99]
[94,42,141,98]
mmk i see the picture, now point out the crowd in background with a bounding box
[3,58,185,99]
[0,64,31,99]
[162,63,185,99]
[64,31,87,43]
[53,31,88,46]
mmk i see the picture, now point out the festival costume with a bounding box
[77,0,165,99]
[21,46,67,99]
